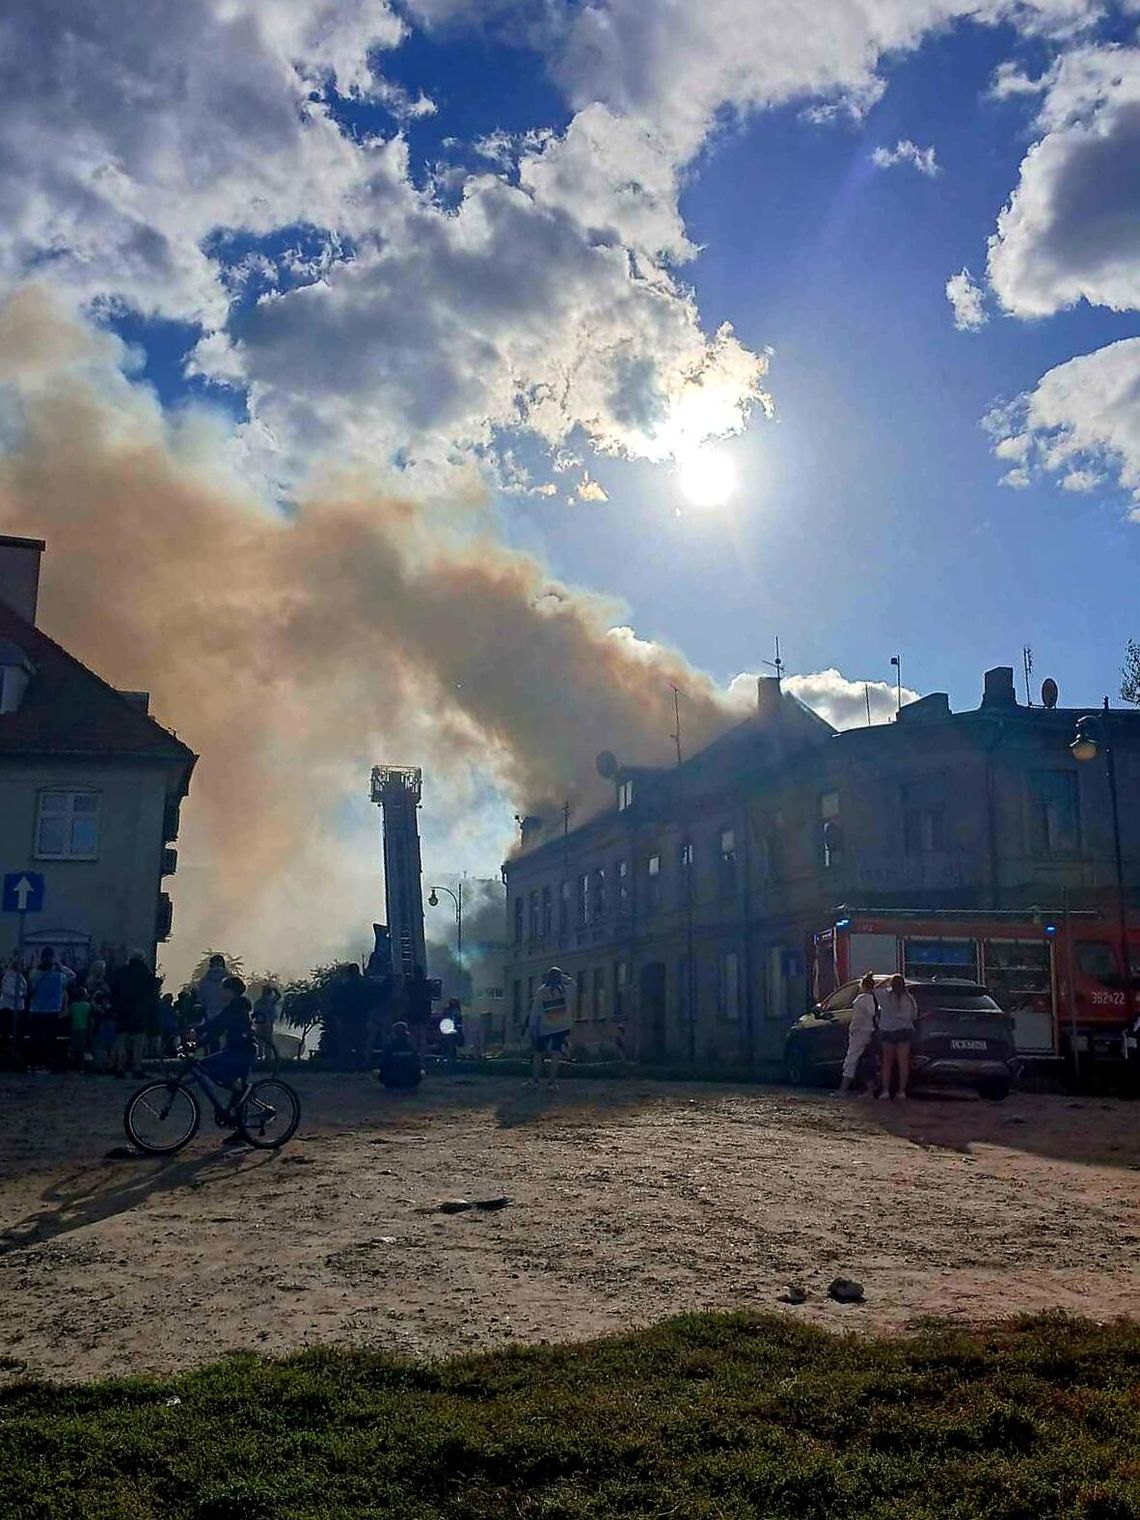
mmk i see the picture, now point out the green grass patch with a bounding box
[2,1313,1138,1518]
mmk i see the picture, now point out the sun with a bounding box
[676,447,737,510]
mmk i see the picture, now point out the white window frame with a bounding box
[35,789,101,861]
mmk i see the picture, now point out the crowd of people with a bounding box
[0,946,282,1078]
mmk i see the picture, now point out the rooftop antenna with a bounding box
[1022,645,1034,707]
[890,655,902,716]
[670,683,685,767]
[764,635,785,690]
[864,683,872,727]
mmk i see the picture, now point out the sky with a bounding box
[2,0,1140,975]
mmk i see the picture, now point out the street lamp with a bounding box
[427,882,463,966]
[1070,698,1133,1049]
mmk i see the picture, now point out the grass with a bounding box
[1,1313,1139,1519]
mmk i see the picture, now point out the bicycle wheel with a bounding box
[237,1079,300,1149]
[253,1035,280,1077]
[124,1082,201,1155]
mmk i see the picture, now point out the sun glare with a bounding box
[676,448,737,510]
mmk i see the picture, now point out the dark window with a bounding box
[577,873,590,926]
[1077,941,1119,982]
[1028,771,1078,856]
[592,866,607,920]
[614,960,629,1020]
[820,795,843,870]
[617,779,634,812]
[529,890,539,940]
[513,897,524,943]
[719,951,740,1021]
[719,828,737,898]
[594,967,606,1019]
[904,808,946,854]
[512,980,522,1027]
[677,956,691,1023]
[647,853,662,912]
[678,841,693,907]
[821,983,859,1014]
[559,880,571,934]
[541,886,553,937]
[616,859,630,909]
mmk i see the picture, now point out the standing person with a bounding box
[27,947,74,1069]
[157,993,180,1059]
[91,982,117,1073]
[68,981,94,1069]
[0,953,28,1065]
[878,973,919,1101]
[252,983,280,1054]
[196,954,229,1021]
[523,967,575,1090]
[109,951,158,1078]
[839,973,879,1096]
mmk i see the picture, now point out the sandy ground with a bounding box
[0,1070,1137,1383]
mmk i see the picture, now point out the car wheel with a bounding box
[784,1039,813,1088]
[977,1078,1011,1102]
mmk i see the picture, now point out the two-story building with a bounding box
[0,534,196,972]
[503,666,1140,1071]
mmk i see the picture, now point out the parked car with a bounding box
[783,977,1018,1100]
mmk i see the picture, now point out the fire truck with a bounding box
[810,907,1139,1065]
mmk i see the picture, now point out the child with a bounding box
[193,975,257,1143]
[68,983,93,1069]
[91,985,117,1073]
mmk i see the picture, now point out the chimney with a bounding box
[0,534,45,626]
[981,666,1017,709]
[757,676,781,717]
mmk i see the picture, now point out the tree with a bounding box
[189,948,245,985]
[279,963,354,1063]
[1123,639,1140,705]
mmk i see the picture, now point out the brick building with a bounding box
[502,667,1140,1070]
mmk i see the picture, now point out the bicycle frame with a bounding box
[166,1051,243,1124]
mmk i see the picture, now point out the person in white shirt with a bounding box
[839,972,879,1095]
[523,967,576,1090]
[878,974,919,1100]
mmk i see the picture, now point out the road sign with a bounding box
[2,872,45,914]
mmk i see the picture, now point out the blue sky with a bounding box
[5,0,1140,969]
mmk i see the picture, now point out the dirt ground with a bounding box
[0,1070,1137,1383]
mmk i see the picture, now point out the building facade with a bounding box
[0,535,196,971]
[502,667,1140,1070]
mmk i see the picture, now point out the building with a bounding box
[0,535,196,971]
[502,667,1140,1070]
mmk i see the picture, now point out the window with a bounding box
[512,980,522,1027]
[677,841,693,907]
[35,790,99,860]
[617,778,634,812]
[528,890,539,940]
[513,897,524,943]
[719,950,740,1021]
[679,840,694,867]
[577,872,590,926]
[592,866,607,920]
[1029,771,1078,856]
[593,967,606,1020]
[527,976,535,1009]
[646,852,662,912]
[821,983,859,1014]
[1077,941,1119,983]
[614,960,629,1021]
[904,808,945,854]
[559,879,571,935]
[820,792,843,870]
[719,828,737,898]
[541,886,553,937]
[616,859,630,909]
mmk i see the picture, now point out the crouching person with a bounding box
[193,975,257,1144]
[377,1021,422,1091]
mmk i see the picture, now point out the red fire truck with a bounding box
[811,907,1139,1064]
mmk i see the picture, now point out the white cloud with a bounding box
[946,267,989,330]
[984,337,1140,509]
[872,139,941,176]
[989,59,1048,98]
[783,669,920,729]
[988,45,1140,319]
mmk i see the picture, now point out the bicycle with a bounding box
[123,1043,300,1155]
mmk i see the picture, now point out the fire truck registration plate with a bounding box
[951,1039,987,1051]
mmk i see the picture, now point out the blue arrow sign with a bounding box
[3,872,45,914]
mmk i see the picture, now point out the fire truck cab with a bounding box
[811,908,1138,1065]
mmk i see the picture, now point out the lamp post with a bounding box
[427,882,463,971]
[1070,698,1133,1050]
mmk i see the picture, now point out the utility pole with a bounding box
[1023,646,1034,707]
[864,683,872,727]
[764,635,784,689]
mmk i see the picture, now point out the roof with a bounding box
[0,598,196,785]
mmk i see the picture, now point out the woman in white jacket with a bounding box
[839,973,878,1095]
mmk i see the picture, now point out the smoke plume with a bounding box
[0,288,745,979]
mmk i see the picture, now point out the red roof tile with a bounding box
[0,599,196,787]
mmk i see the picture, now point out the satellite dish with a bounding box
[1041,678,1059,710]
[595,750,618,780]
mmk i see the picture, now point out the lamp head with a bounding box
[1070,721,1098,763]
[428,890,439,907]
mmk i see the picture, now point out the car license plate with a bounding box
[951,1039,987,1051]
